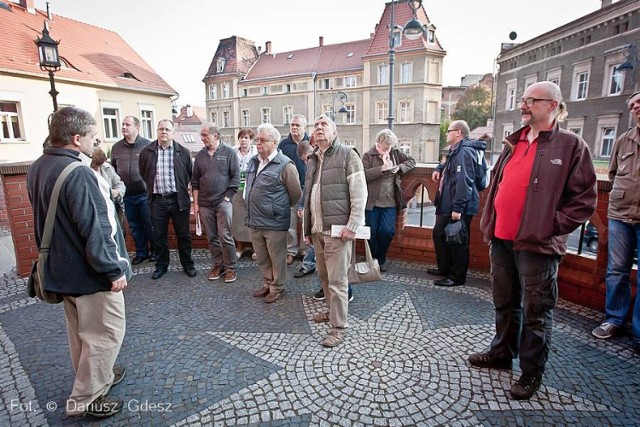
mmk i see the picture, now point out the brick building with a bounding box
[494,0,640,164]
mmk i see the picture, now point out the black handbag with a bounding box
[445,220,468,245]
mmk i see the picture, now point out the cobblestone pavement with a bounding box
[1,250,639,426]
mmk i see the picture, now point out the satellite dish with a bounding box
[509,31,517,41]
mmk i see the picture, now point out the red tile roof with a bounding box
[0,3,176,96]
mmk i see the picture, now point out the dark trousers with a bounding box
[124,193,154,258]
[150,196,194,271]
[489,238,560,377]
[365,207,396,267]
[432,214,472,284]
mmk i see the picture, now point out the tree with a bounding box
[451,85,492,132]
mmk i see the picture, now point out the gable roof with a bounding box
[0,3,176,96]
[203,36,259,80]
[242,39,371,83]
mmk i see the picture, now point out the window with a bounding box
[595,115,619,157]
[285,83,291,93]
[209,84,217,100]
[283,106,293,125]
[261,107,270,123]
[566,118,584,137]
[399,140,412,156]
[262,86,269,95]
[607,64,624,96]
[322,104,333,117]
[222,82,229,99]
[241,109,250,127]
[321,78,332,90]
[603,50,627,97]
[524,74,537,89]
[101,103,120,140]
[341,138,356,148]
[505,79,517,110]
[401,62,413,84]
[545,68,562,86]
[140,108,154,139]
[210,111,217,125]
[242,88,248,97]
[503,123,514,139]
[0,101,23,141]
[344,76,356,88]
[571,61,591,101]
[427,30,435,43]
[427,101,438,123]
[345,103,355,124]
[223,111,229,128]
[216,58,226,73]
[376,101,388,124]
[398,99,413,123]
[378,64,389,85]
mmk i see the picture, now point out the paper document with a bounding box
[331,225,371,240]
[195,213,202,236]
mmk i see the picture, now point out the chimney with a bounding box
[46,1,52,19]
[21,0,36,14]
[601,0,613,7]
[186,105,193,118]
[265,41,272,55]
[319,36,324,47]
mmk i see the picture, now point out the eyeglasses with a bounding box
[520,97,554,107]
[446,129,459,133]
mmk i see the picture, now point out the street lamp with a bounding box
[387,0,425,130]
[34,22,61,112]
[332,91,348,121]
[616,43,638,91]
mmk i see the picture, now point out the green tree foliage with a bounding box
[451,85,492,132]
[439,119,451,151]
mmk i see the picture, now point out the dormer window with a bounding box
[217,58,226,73]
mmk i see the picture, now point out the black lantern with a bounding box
[34,23,61,112]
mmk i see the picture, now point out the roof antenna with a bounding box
[46,1,52,20]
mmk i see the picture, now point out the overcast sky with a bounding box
[36,0,604,106]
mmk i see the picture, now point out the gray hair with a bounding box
[203,123,221,138]
[535,81,568,122]
[627,91,640,107]
[291,114,307,128]
[314,114,337,132]
[450,120,470,137]
[375,129,398,146]
[256,123,281,142]
[48,107,96,148]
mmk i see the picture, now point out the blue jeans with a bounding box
[124,193,154,258]
[489,238,560,377]
[302,243,316,271]
[365,207,396,267]
[605,219,640,343]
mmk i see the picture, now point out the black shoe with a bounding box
[427,268,447,276]
[634,343,640,355]
[148,254,156,262]
[151,269,166,280]
[510,374,542,400]
[379,264,387,273]
[294,267,315,278]
[468,352,512,369]
[131,256,147,265]
[185,267,197,277]
[84,395,123,418]
[434,278,463,287]
[112,366,125,387]
[313,289,325,300]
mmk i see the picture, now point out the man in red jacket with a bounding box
[467,82,597,400]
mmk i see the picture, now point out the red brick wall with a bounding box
[0,177,9,231]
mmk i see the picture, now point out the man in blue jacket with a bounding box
[27,107,130,418]
[430,120,484,287]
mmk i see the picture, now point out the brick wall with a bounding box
[0,176,9,231]
[1,161,634,313]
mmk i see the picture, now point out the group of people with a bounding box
[26,81,639,418]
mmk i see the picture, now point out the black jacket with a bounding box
[111,135,152,196]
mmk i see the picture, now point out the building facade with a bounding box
[0,0,177,163]
[494,0,640,166]
[203,2,446,162]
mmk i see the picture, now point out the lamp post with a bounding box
[35,23,61,112]
[331,91,348,121]
[616,43,638,91]
[387,0,425,130]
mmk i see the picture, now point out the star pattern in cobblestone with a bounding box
[174,292,614,426]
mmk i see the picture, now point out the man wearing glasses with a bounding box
[430,120,485,287]
[468,81,596,400]
[139,120,196,280]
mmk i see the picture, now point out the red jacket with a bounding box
[480,123,597,255]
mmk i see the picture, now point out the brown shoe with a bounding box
[224,270,237,283]
[208,265,223,281]
[264,290,285,303]
[313,311,330,323]
[252,287,270,298]
[286,254,294,265]
[322,328,346,347]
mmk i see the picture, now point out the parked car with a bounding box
[582,221,598,253]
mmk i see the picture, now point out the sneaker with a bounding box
[322,328,346,348]
[509,374,542,400]
[84,395,123,418]
[264,290,285,303]
[468,352,512,369]
[313,311,330,323]
[294,267,315,278]
[112,366,125,387]
[224,270,237,283]
[348,288,354,303]
[592,322,619,339]
[313,289,325,300]
[208,266,223,281]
